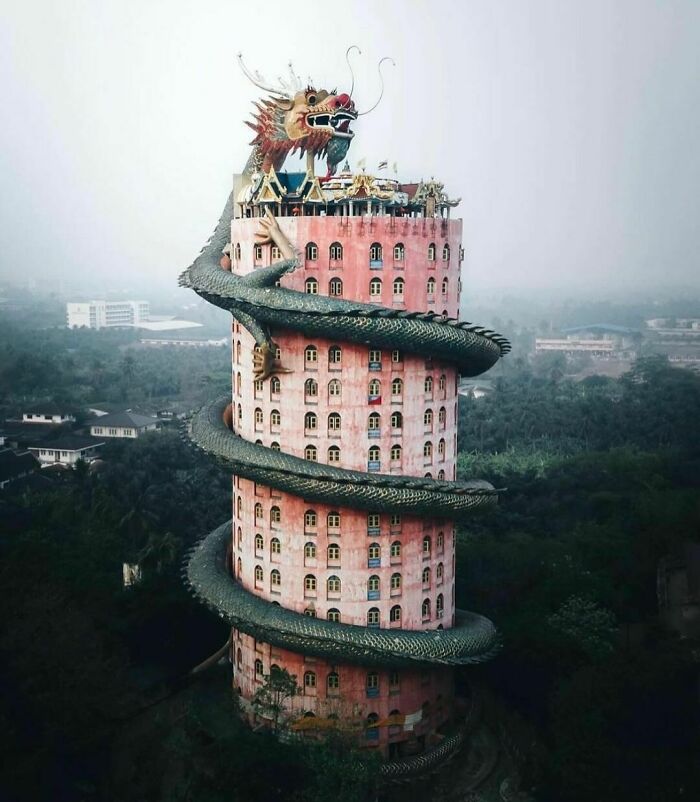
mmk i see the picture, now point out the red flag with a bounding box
[368,395,381,405]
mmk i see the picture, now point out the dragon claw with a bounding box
[253,343,292,381]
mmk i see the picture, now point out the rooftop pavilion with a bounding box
[234,165,460,220]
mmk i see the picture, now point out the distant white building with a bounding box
[535,338,616,356]
[89,411,159,439]
[66,300,150,329]
[28,436,104,467]
[22,405,75,425]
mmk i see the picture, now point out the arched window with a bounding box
[329,242,343,261]
[368,445,380,466]
[328,412,341,432]
[254,502,263,520]
[270,506,281,525]
[270,537,281,557]
[328,379,341,398]
[271,441,280,452]
[368,575,380,596]
[236,371,242,395]
[304,345,318,365]
[438,406,446,426]
[368,378,381,398]
[270,376,281,396]
[328,345,342,365]
[329,277,343,297]
[254,244,263,262]
[305,444,318,461]
[390,541,401,560]
[255,565,263,584]
[442,243,450,262]
[327,543,341,563]
[304,574,317,593]
[237,526,243,547]
[304,510,317,531]
[237,403,242,423]
[237,556,242,578]
[391,377,403,397]
[237,647,243,668]
[390,444,402,461]
[390,605,402,623]
[427,277,436,296]
[366,712,380,740]
[304,542,316,560]
[424,409,433,428]
[423,441,433,460]
[304,607,316,617]
[428,242,436,261]
[441,277,449,296]
[422,566,431,586]
[234,243,241,261]
[368,411,381,432]
[422,598,431,620]
[327,445,341,464]
[438,438,446,459]
[366,671,379,690]
[270,409,281,428]
[425,376,434,394]
[327,608,340,623]
[327,511,341,530]
[423,535,432,556]
[305,377,318,398]
[236,497,243,517]
[305,242,318,261]
[390,411,403,429]
[304,411,317,431]
[270,569,281,589]
[271,245,281,261]
[438,469,445,480]
[391,572,402,592]
[305,277,318,295]
[304,670,317,689]
[255,533,264,551]
[236,341,242,363]
[367,608,380,627]
[327,575,341,595]
[369,242,382,263]
[369,277,382,297]
[393,242,405,261]
[392,277,405,297]
[437,531,444,551]
[368,542,381,562]
[436,593,444,617]
[327,671,340,691]
[255,658,263,676]
[439,374,447,392]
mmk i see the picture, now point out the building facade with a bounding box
[229,207,463,756]
[89,411,159,439]
[66,300,150,329]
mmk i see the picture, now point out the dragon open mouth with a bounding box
[307,110,356,139]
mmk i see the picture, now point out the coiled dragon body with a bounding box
[181,62,509,669]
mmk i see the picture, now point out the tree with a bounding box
[251,666,301,732]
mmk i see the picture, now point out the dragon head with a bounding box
[247,87,357,178]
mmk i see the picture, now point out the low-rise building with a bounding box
[66,300,150,329]
[0,449,38,490]
[88,411,159,439]
[22,405,76,425]
[28,436,104,467]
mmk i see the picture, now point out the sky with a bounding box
[0,0,698,299]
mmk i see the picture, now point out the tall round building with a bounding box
[183,62,509,774]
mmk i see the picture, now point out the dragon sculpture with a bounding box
[239,54,357,179]
[181,58,511,738]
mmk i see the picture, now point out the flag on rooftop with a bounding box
[378,160,388,170]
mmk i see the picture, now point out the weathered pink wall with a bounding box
[228,213,464,754]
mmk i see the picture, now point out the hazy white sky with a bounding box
[0,0,698,296]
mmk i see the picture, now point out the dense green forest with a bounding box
[1,309,700,801]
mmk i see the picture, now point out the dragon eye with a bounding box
[307,94,317,105]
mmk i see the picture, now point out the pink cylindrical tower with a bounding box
[228,199,467,758]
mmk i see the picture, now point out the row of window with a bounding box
[241,535,446,562]
[303,276,452,298]
[242,241,453,264]
[237,344,405,368]
[253,408,449,436]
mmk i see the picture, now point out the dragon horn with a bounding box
[346,45,361,98]
[237,52,292,98]
[357,56,395,116]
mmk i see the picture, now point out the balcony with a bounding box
[367,526,381,536]
[369,260,383,270]
[368,361,382,371]
[367,429,381,439]
[367,590,380,601]
[368,558,381,568]
[367,460,381,472]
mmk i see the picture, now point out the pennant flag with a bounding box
[378,160,388,170]
[357,157,367,169]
